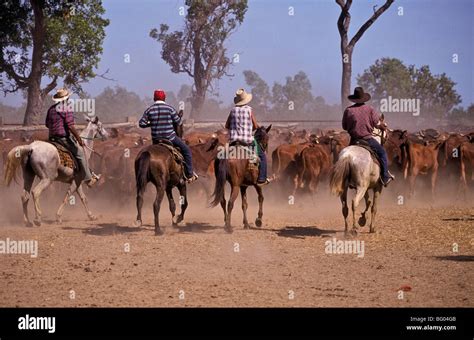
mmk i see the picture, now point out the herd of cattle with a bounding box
[1,124,474,203]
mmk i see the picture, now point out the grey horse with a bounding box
[329,127,387,235]
[4,116,108,227]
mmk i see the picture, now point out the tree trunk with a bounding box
[23,0,46,126]
[340,48,352,109]
[190,90,205,119]
[23,83,44,126]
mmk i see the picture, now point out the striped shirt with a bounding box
[45,103,75,137]
[139,101,181,140]
[228,105,254,145]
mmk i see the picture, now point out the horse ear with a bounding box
[83,114,91,122]
[380,114,385,121]
[93,116,99,123]
[266,124,272,133]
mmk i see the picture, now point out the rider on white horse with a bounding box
[342,87,395,187]
[45,88,99,187]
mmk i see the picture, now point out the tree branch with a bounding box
[0,57,29,88]
[96,68,116,81]
[40,75,58,97]
[348,0,394,49]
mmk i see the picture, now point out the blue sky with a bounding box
[2,0,473,108]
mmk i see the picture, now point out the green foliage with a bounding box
[95,86,147,123]
[150,0,248,117]
[243,70,271,115]
[271,71,314,117]
[243,70,340,120]
[357,58,462,119]
[0,0,109,95]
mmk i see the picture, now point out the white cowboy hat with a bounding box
[234,88,252,106]
[52,88,71,102]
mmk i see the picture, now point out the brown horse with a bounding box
[210,125,272,233]
[134,123,187,235]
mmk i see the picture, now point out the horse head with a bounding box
[83,115,109,141]
[254,125,272,151]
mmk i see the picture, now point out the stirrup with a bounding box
[184,172,198,183]
[257,178,271,186]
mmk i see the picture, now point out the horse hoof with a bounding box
[369,228,375,234]
[25,222,34,228]
[175,216,184,224]
[33,219,41,227]
[255,218,262,228]
[155,229,164,236]
[224,226,233,234]
[243,224,251,229]
[351,229,359,236]
[89,215,97,221]
[133,220,142,228]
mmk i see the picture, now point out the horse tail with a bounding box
[4,145,31,186]
[135,151,151,194]
[329,156,350,196]
[210,157,227,207]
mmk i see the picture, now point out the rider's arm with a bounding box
[225,113,231,129]
[170,107,182,125]
[342,109,348,131]
[70,126,84,146]
[371,107,383,129]
[251,110,259,130]
[138,108,150,128]
[65,111,84,146]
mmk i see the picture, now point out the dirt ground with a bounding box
[0,182,473,307]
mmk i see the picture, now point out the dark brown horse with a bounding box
[210,125,272,233]
[134,122,187,235]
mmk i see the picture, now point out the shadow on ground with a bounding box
[257,225,338,239]
[63,223,147,236]
[175,222,222,233]
[434,255,474,262]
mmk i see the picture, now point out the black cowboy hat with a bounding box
[348,87,371,103]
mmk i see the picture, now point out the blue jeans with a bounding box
[365,138,390,181]
[256,142,267,182]
[171,137,194,177]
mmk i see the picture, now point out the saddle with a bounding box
[153,139,184,164]
[49,141,78,170]
[353,139,381,167]
[229,141,259,170]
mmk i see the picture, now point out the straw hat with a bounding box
[52,88,71,102]
[234,88,252,106]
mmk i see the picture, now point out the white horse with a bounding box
[4,116,108,226]
[329,122,388,235]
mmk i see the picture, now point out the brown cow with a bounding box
[295,143,332,195]
[404,135,447,198]
[460,139,474,195]
[385,129,408,170]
